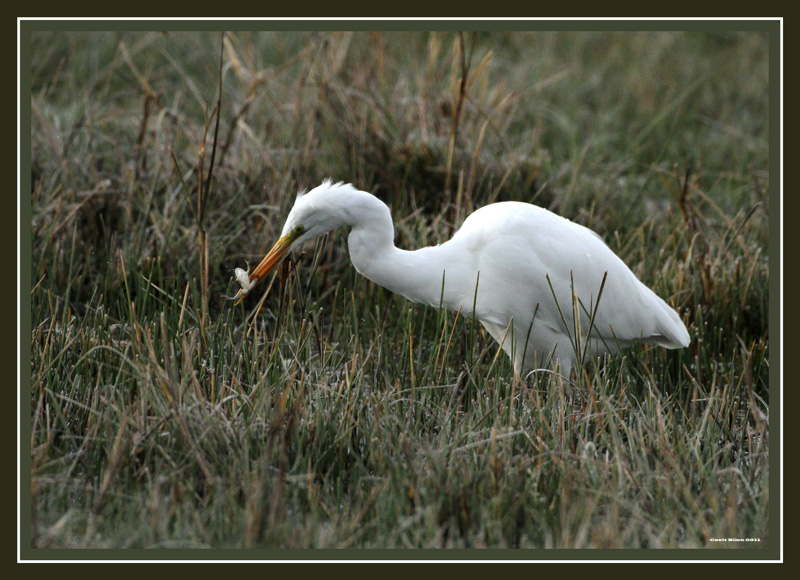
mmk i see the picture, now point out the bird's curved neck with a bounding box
[342,193,456,309]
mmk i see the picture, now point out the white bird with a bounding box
[236,180,690,377]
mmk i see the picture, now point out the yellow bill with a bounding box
[234,226,305,305]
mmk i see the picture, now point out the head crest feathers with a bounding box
[296,179,356,201]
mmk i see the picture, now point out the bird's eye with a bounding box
[294,225,305,235]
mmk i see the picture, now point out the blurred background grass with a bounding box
[28,29,771,550]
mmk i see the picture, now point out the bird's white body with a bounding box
[253,180,689,376]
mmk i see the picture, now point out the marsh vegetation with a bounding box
[29,29,770,550]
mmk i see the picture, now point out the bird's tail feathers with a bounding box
[649,296,690,349]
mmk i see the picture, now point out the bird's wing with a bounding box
[455,203,686,348]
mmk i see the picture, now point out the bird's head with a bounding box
[234,180,355,303]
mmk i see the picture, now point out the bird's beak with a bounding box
[234,228,303,304]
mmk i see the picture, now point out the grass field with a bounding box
[27,28,771,552]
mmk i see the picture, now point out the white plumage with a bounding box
[237,180,690,376]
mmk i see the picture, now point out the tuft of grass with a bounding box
[29,29,769,550]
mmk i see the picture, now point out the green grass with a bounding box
[28,29,770,551]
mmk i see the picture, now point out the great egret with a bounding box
[236,180,690,376]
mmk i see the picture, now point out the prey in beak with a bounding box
[234,226,305,304]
